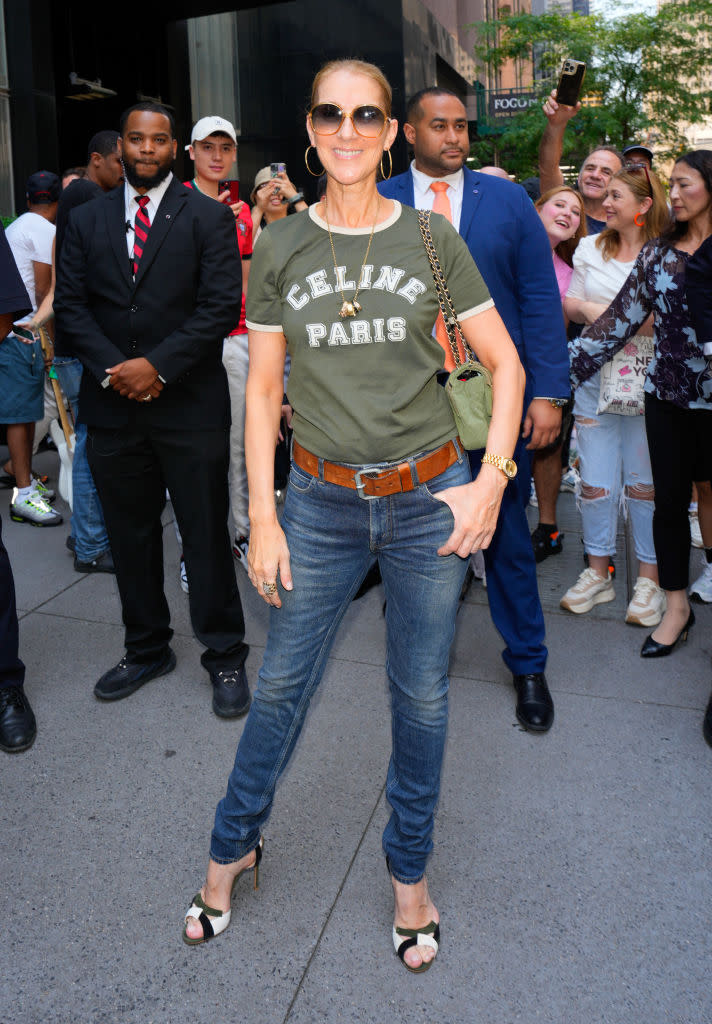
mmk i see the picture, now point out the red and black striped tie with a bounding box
[132,195,151,276]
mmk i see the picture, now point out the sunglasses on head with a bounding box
[624,162,653,197]
[309,103,389,139]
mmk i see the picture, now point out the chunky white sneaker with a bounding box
[31,477,56,502]
[10,487,63,527]
[689,559,712,604]
[232,534,249,569]
[625,577,666,626]
[179,556,189,594]
[690,510,704,548]
[560,567,615,613]
[560,466,580,492]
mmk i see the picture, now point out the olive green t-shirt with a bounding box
[246,201,493,464]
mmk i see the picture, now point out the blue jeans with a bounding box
[574,374,656,564]
[211,447,471,883]
[53,358,110,561]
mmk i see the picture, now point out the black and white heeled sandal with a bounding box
[182,838,263,946]
[392,920,440,973]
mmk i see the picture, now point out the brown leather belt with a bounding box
[292,438,460,499]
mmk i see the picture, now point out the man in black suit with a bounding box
[54,102,250,718]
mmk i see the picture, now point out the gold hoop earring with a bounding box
[380,149,392,181]
[633,212,645,227]
[305,145,323,177]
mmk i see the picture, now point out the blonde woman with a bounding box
[562,165,670,624]
[183,58,524,972]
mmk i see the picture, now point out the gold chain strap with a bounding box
[417,210,477,368]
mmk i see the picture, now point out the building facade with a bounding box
[0,0,534,216]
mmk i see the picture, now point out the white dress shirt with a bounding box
[124,172,174,257]
[410,161,465,232]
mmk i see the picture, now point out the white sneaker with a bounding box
[10,487,63,527]
[560,567,615,613]
[690,559,712,603]
[31,477,56,502]
[179,556,189,594]
[625,577,666,626]
[690,511,703,548]
[560,466,579,492]
[233,534,249,569]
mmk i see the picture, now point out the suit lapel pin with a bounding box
[166,214,171,219]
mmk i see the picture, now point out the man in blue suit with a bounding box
[379,88,570,733]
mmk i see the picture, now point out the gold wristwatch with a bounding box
[481,452,517,480]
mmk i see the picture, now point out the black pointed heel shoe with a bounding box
[640,609,695,658]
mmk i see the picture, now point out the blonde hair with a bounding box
[534,186,587,267]
[596,167,671,260]
[310,59,392,118]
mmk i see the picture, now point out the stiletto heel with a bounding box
[641,608,695,658]
[387,857,441,973]
[253,842,261,890]
[183,837,263,945]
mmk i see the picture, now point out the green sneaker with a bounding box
[10,487,63,527]
[31,477,56,502]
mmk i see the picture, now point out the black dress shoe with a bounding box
[512,673,554,733]
[704,691,712,749]
[211,665,250,718]
[94,649,176,701]
[640,609,695,658]
[0,687,37,753]
[74,549,115,574]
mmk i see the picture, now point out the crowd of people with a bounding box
[0,56,711,974]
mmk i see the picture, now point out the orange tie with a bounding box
[429,181,463,370]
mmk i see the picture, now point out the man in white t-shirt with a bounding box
[2,171,62,526]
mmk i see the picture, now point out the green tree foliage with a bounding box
[471,1,712,179]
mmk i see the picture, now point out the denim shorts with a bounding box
[0,336,44,423]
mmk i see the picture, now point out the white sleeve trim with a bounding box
[458,298,494,321]
[245,320,284,333]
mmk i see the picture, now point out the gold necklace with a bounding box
[324,196,380,318]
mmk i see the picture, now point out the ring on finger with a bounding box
[262,580,277,596]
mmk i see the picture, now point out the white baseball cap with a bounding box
[185,115,237,150]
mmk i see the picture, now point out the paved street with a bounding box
[2,448,711,1024]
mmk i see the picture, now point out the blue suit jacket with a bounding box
[379,167,570,403]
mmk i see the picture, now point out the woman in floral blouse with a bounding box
[569,150,712,660]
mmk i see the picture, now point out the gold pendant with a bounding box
[340,300,356,318]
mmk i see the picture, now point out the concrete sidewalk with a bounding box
[2,450,711,1024]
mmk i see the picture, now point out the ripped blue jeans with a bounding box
[573,373,656,565]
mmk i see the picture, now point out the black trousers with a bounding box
[644,392,712,591]
[0,512,25,689]
[87,424,248,673]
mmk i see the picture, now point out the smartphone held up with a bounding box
[218,179,241,204]
[555,59,586,107]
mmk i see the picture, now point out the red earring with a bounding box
[633,213,646,227]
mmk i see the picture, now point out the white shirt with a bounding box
[410,161,464,232]
[5,211,55,314]
[124,172,174,257]
[566,234,636,306]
